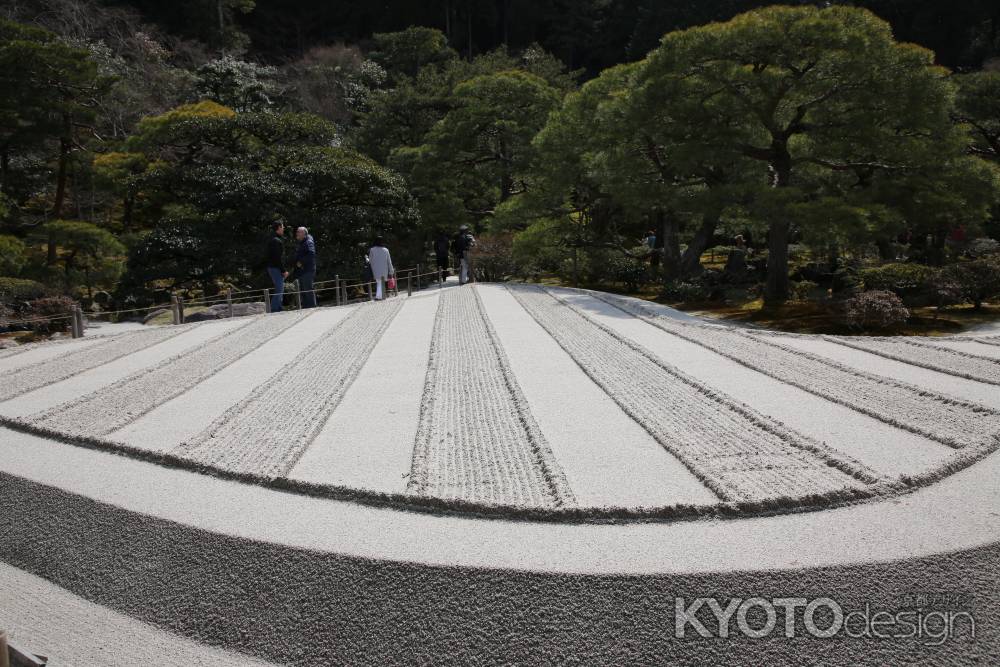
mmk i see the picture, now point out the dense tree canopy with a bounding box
[1,0,999,319]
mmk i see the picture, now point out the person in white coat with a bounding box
[368,236,394,300]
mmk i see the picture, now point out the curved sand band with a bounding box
[2,284,999,664]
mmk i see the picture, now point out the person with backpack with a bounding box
[434,231,450,282]
[368,236,394,300]
[288,226,317,308]
[453,225,476,285]
[265,219,288,313]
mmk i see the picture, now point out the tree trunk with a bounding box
[571,245,579,287]
[764,144,792,305]
[0,146,8,195]
[875,237,894,261]
[678,214,718,279]
[499,137,513,201]
[765,220,791,305]
[123,194,134,230]
[659,209,681,283]
[53,114,72,220]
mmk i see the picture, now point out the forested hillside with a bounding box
[1,0,999,333]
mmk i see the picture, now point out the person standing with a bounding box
[265,219,288,313]
[289,226,317,308]
[368,236,394,300]
[455,225,476,285]
[434,231,450,282]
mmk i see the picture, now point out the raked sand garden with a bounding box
[2,282,999,665]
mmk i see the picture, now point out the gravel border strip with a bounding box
[23,313,307,438]
[0,325,191,402]
[407,287,575,509]
[593,291,1000,451]
[821,335,1000,386]
[175,300,404,477]
[511,285,879,505]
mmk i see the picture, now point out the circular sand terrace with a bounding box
[2,283,1000,664]
[2,283,999,520]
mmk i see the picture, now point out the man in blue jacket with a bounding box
[289,226,317,308]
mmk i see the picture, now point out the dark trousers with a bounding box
[298,271,316,308]
[267,267,284,312]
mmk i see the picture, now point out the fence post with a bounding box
[264,289,271,314]
[171,295,180,325]
[227,288,234,318]
[416,263,422,291]
[70,306,81,338]
[334,275,341,306]
[76,306,85,338]
[177,296,185,324]
[294,281,303,310]
[407,270,413,297]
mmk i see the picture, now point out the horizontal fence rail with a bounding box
[0,267,452,337]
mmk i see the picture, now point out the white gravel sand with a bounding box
[175,300,404,477]
[918,338,1000,359]
[0,324,191,402]
[825,335,1000,385]
[0,337,104,373]
[0,562,275,667]
[288,293,440,494]
[3,425,998,575]
[509,286,873,504]
[111,307,354,451]
[0,318,248,419]
[587,292,981,469]
[477,284,716,508]
[27,311,310,437]
[775,334,1000,409]
[408,287,575,508]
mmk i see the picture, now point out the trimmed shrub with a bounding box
[843,290,910,330]
[0,277,50,303]
[859,263,936,291]
[789,280,820,302]
[0,235,27,276]
[22,296,76,333]
[941,256,1000,310]
[609,254,649,291]
[662,280,713,303]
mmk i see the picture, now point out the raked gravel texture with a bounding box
[1,562,276,667]
[773,334,1000,410]
[0,466,996,666]
[556,290,952,479]
[22,310,308,437]
[175,299,403,477]
[509,285,875,505]
[288,293,440,494]
[593,291,1000,452]
[408,287,575,508]
[921,337,1000,359]
[823,334,1000,385]
[109,307,353,451]
[476,285,717,508]
[0,323,190,401]
[0,317,249,419]
[1,284,999,519]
